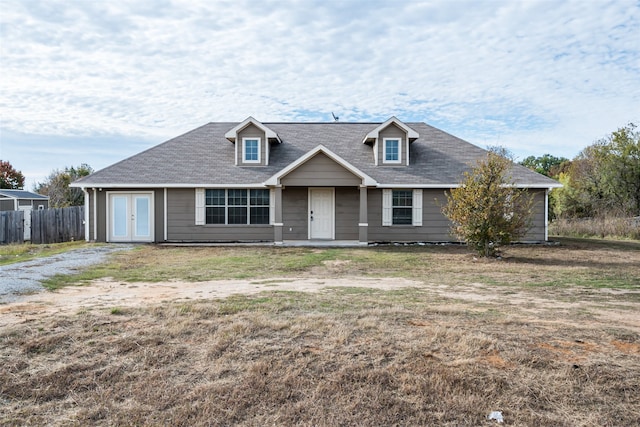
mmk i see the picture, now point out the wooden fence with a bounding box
[31,206,85,244]
[0,210,25,245]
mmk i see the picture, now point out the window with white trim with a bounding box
[383,138,401,164]
[392,190,412,224]
[205,189,269,224]
[242,138,260,163]
[382,189,422,226]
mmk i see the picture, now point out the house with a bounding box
[0,189,49,211]
[70,117,561,244]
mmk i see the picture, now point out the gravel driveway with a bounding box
[0,245,134,303]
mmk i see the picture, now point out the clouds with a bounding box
[1,0,638,188]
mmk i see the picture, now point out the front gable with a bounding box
[280,152,361,186]
[264,145,376,187]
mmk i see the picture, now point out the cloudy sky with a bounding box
[1,0,638,189]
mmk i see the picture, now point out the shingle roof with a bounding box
[0,189,49,199]
[72,121,560,188]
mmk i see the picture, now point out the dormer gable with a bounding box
[224,117,281,166]
[362,117,419,166]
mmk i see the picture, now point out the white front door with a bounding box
[109,193,153,242]
[309,188,334,239]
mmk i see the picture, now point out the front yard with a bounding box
[1,238,639,426]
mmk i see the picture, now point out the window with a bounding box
[383,138,401,164]
[242,138,260,163]
[382,189,422,226]
[392,190,412,224]
[205,189,269,225]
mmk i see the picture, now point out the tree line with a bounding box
[519,123,639,220]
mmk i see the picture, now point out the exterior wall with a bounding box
[86,186,548,244]
[522,189,546,241]
[281,187,360,240]
[280,153,361,186]
[377,123,407,166]
[335,187,359,240]
[90,188,163,243]
[0,199,15,211]
[367,189,454,242]
[367,188,548,243]
[86,190,95,241]
[153,189,164,241]
[167,188,273,242]
[96,190,107,242]
[282,187,308,240]
[0,198,48,211]
[237,123,267,166]
[34,200,48,209]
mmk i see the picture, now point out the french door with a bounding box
[108,193,153,242]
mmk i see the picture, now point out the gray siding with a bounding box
[282,187,308,240]
[281,153,361,186]
[367,188,548,243]
[0,198,48,211]
[96,190,107,242]
[367,189,454,242]
[0,199,14,211]
[87,186,547,244]
[378,123,408,166]
[281,187,359,240]
[335,187,359,240]
[523,189,546,241]
[90,188,162,242]
[34,200,48,209]
[154,189,164,241]
[87,190,95,241]
[167,188,273,242]
[237,123,267,166]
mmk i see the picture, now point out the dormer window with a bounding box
[225,117,281,166]
[383,138,401,164]
[243,138,261,163]
[363,117,419,166]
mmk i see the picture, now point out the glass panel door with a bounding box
[112,195,129,239]
[134,195,150,238]
[109,193,153,242]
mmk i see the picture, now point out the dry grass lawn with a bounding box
[1,238,639,426]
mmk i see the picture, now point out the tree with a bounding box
[34,164,93,207]
[520,154,569,178]
[519,154,569,221]
[552,123,640,218]
[442,151,534,257]
[598,123,640,215]
[0,160,25,189]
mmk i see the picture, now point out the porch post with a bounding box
[358,185,368,244]
[274,185,283,244]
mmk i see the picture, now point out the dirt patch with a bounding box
[0,276,420,327]
[3,275,639,336]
